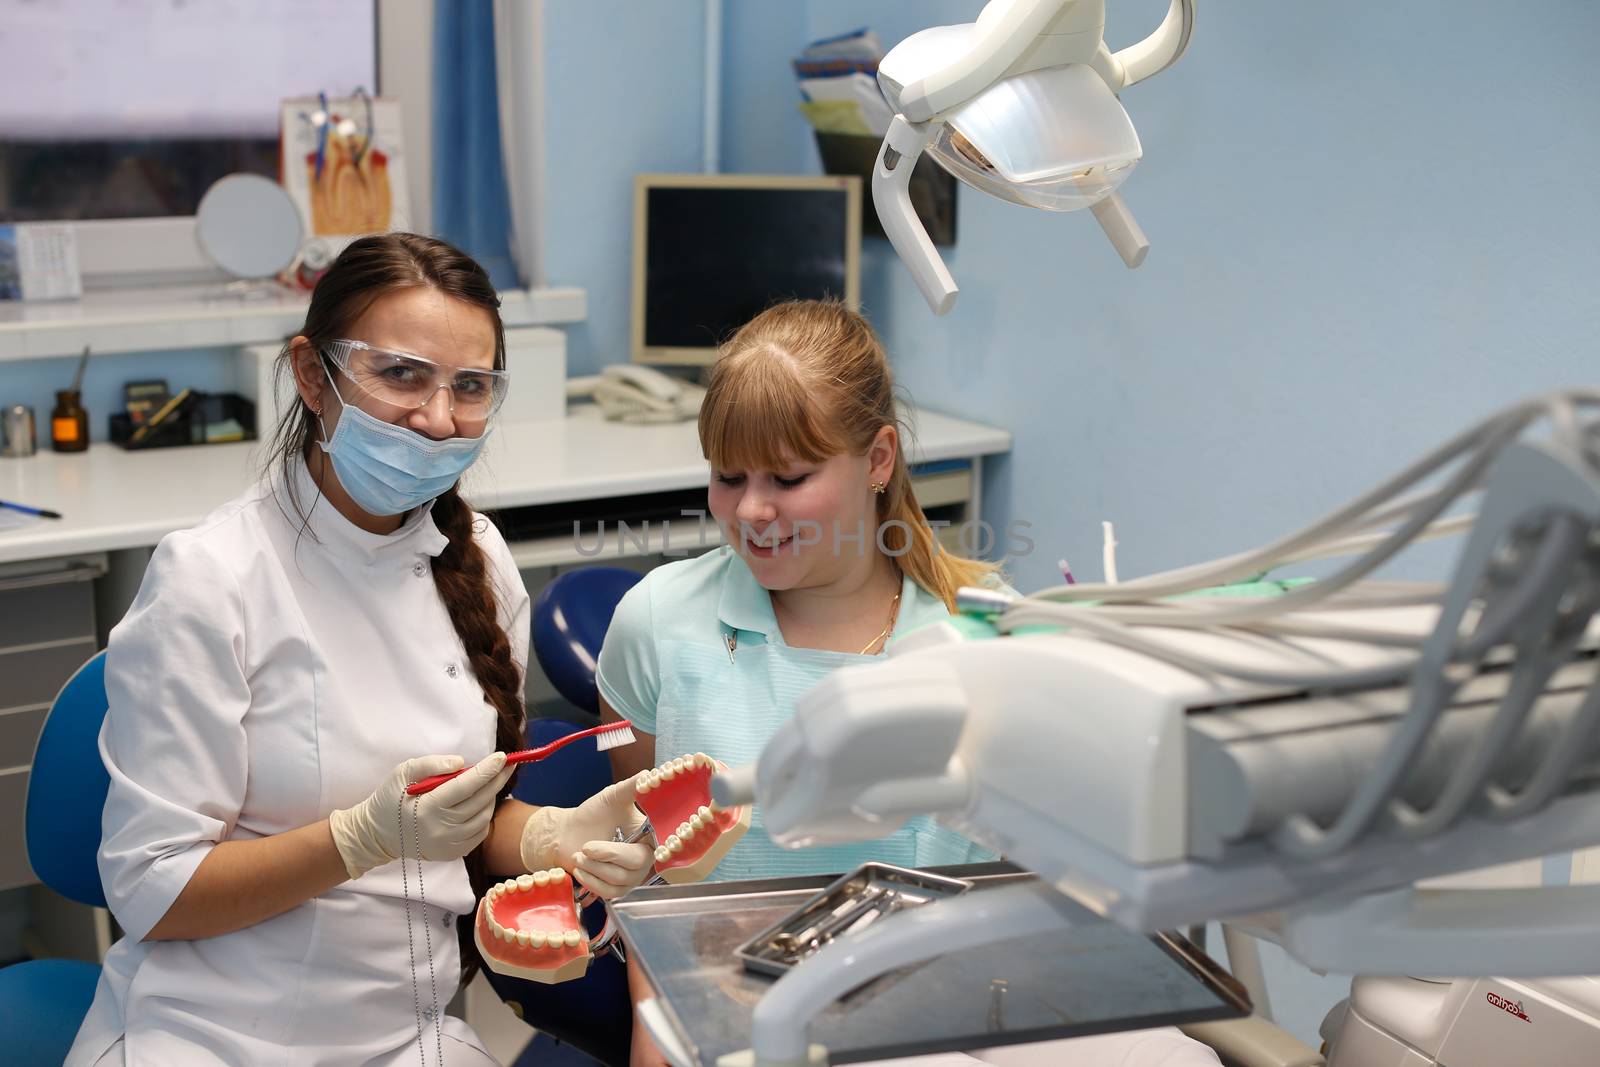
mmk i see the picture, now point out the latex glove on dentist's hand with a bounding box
[520,778,652,899]
[330,753,512,879]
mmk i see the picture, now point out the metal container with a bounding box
[2,405,36,458]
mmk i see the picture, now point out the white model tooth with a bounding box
[499,925,515,943]
[549,867,567,882]
[667,834,683,854]
[697,804,712,820]
[648,770,663,788]
[690,812,705,831]
[529,930,547,949]
[563,929,581,948]
[488,885,502,900]
[654,845,671,863]
[533,870,550,888]
[517,874,534,891]
[709,800,725,814]
[661,762,677,781]
[636,770,652,793]
[513,930,529,947]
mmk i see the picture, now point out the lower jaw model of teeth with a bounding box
[474,867,592,984]
[634,752,751,884]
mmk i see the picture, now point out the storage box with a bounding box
[108,392,256,449]
[500,326,567,422]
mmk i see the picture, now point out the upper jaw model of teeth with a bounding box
[475,866,593,984]
[633,752,752,884]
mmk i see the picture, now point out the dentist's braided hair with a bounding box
[265,233,526,983]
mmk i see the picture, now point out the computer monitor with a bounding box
[630,173,861,366]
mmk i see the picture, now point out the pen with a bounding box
[0,500,62,520]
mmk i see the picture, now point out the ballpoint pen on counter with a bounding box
[0,500,62,520]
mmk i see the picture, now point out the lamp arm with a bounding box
[898,0,1074,122]
[1107,0,1195,89]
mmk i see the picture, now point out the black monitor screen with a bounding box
[643,186,850,350]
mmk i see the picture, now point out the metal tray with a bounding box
[736,862,973,978]
[609,862,1251,1067]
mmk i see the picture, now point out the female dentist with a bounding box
[68,234,653,1066]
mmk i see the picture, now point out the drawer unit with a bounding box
[0,766,33,888]
[0,573,95,649]
[0,558,102,891]
[0,639,98,718]
[0,704,49,768]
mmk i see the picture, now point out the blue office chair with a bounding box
[0,651,111,1066]
[531,567,643,717]
[492,567,644,1067]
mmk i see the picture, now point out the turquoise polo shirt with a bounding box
[596,546,995,882]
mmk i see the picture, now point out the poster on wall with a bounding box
[280,93,411,251]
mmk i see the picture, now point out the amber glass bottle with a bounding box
[51,390,89,453]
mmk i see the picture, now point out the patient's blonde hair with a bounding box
[698,299,998,610]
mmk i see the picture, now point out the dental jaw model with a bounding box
[635,753,751,884]
[475,752,750,983]
[475,867,592,984]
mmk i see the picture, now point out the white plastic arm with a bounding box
[1281,884,1600,975]
[726,882,1084,1067]
[873,115,959,315]
[1090,192,1150,268]
[1107,0,1196,89]
[898,0,1073,121]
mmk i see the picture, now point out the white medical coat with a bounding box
[66,459,529,1066]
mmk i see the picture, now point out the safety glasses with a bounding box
[323,339,510,423]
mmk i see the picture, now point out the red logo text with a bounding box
[1486,992,1532,1023]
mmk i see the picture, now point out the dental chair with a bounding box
[487,566,644,1067]
[0,651,111,1066]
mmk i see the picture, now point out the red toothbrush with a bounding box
[406,721,638,796]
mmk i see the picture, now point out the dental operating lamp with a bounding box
[872,0,1196,314]
[711,390,1600,1065]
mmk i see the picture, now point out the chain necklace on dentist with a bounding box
[398,793,444,1067]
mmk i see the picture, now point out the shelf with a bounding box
[0,283,587,361]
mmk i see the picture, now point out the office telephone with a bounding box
[569,364,706,423]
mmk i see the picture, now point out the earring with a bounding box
[871,481,887,494]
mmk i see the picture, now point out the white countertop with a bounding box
[0,404,1010,565]
[0,283,587,361]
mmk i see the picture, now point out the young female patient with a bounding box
[598,299,1220,1067]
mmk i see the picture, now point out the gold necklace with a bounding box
[858,590,903,655]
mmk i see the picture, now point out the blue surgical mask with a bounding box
[316,372,491,516]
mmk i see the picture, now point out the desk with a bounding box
[0,404,1010,568]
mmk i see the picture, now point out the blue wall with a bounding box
[766,0,1600,593]
[721,0,1600,1045]
[540,1,709,375]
